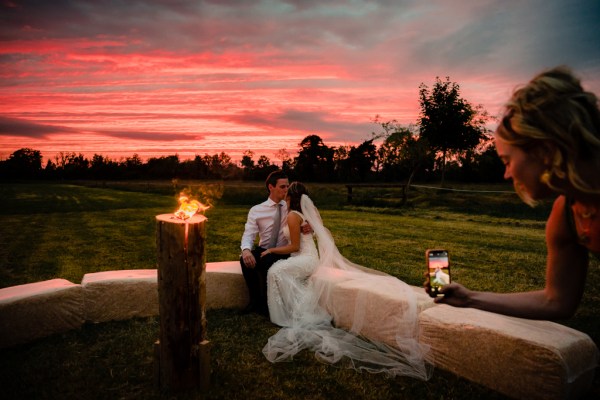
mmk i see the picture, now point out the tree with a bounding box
[375,120,433,202]
[293,135,335,182]
[146,155,180,179]
[343,139,378,182]
[471,142,505,182]
[63,152,90,179]
[44,159,57,179]
[90,154,120,179]
[418,77,490,186]
[208,152,239,179]
[191,155,210,179]
[240,150,255,169]
[333,145,350,181]
[256,155,271,170]
[122,154,143,179]
[179,156,207,180]
[253,155,278,180]
[240,150,255,180]
[376,120,414,181]
[125,154,143,169]
[275,148,293,174]
[1,148,42,179]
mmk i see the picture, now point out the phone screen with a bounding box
[427,249,450,296]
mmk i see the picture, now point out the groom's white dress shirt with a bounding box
[241,198,288,251]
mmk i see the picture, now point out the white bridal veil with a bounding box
[262,195,432,380]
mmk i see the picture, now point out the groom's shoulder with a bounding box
[250,199,271,211]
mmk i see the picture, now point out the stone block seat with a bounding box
[311,267,435,347]
[205,260,249,309]
[310,267,598,400]
[82,269,159,323]
[81,262,249,323]
[1,262,596,399]
[0,279,84,348]
[419,305,598,400]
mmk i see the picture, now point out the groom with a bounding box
[240,170,291,316]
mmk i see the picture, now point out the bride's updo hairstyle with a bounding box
[495,66,600,199]
[287,182,309,212]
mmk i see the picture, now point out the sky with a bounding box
[1,0,599,164]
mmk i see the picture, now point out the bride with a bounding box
[261,182,432,379]
[261,182,319,327]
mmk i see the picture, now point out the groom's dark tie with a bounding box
[268,203,282,248]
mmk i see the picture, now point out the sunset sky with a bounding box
[1,0,599,164]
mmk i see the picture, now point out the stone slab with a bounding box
[81,262,248,323]
[311,267,436,347]
[0,279,84,348]
[419,305,598,400]
[328,279,435,347]
[206,261,248,309]
[311,267,376,310]
[82,269,159,323]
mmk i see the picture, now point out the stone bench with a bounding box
[81,261,248,323]
[82,269,159,323]
[0,262,248,347]
[1,262,596,399]
[0,279,84,348]
[310,267,597,400]
[312,267,434,346]
[205,260,248,309]
[419,305,598,400]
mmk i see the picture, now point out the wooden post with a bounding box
[155,214,209,391]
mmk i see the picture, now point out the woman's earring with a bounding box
[540,170,552,184]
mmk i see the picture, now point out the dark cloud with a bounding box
[528,0,600,69]
[99,130,200,141]
[3,0,598,74]
[228,108,375,141]
[0,115,199,141]
[394,0,600,82]
[0,116,74,138]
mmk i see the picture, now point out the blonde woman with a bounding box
[432,66,600,319]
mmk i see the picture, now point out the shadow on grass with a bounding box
[0,309,517,400]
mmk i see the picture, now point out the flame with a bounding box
[174,195,210,220]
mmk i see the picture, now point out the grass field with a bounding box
[0,181,598,399]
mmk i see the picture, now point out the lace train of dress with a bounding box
[267,210,319,327]
[262,195,432,380]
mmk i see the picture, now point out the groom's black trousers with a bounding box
[240,247,289,316]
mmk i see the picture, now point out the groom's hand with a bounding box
[242,249,256,268]
[301,222,313,235]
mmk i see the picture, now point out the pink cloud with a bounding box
[0,0,598,163]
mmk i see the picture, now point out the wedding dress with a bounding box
[262,195,432,380]
[267,210,319,327]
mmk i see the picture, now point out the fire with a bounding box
[174,195,209,220]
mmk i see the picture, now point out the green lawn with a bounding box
[0,181,598,399]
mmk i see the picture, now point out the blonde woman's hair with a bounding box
[496,66,600,199]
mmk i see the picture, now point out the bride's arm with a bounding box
[261,212,302,257]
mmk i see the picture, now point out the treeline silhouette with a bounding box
[0,134,504,184]
[2,77,507,184]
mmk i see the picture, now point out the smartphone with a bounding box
[426,249,450,297]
